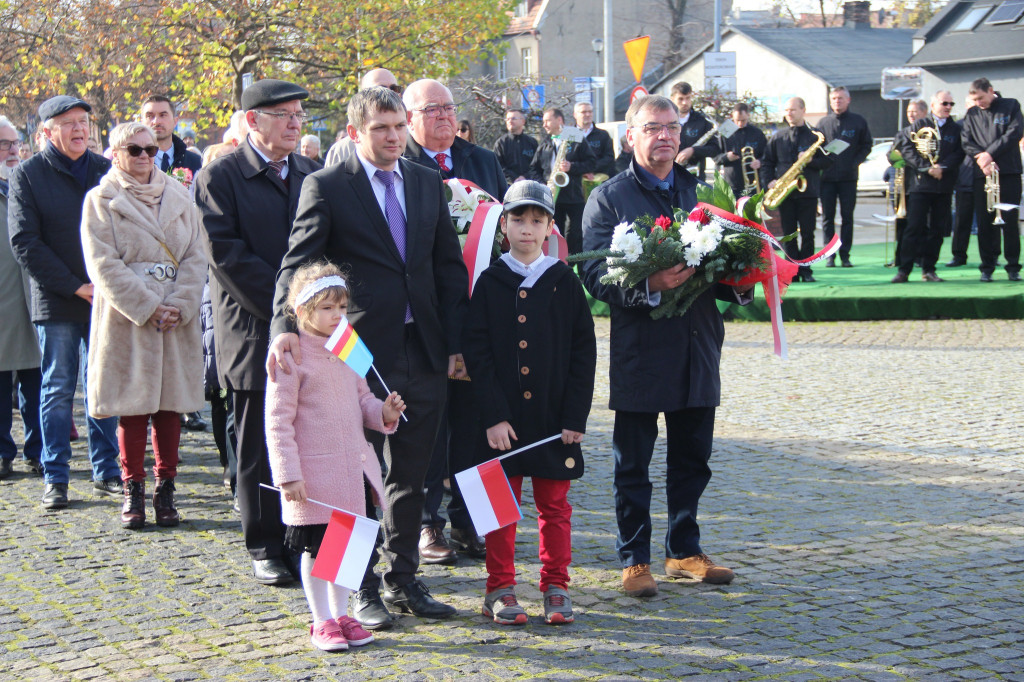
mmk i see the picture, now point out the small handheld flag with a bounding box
[325,317,374,378]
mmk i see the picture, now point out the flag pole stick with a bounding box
[370,363,408,422]
[495,433,563,462]
[259,483,369,518]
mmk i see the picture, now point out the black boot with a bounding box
[153,478,180,527]
[121,480,145,529]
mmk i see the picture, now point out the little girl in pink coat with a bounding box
[266,262,406,652]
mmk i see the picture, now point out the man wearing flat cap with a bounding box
[195,78,321,586]
[8,95,122,510]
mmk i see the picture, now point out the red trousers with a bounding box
[485,476,572,594]
[117,411,180,482]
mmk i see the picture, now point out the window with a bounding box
[497,55,508,82]
[515,1,528,17]
[985,0,1024,23]
[952,6,992,30]
[521,47,533,76]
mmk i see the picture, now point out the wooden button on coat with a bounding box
[519,290,527,298]
[520,366,530,375]
[564,457,576,469]
[517,314,526,323]
[518,340,527,349]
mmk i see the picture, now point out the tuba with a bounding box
[741,145,760,196]
[911,126,940,166]
[986,165,1005,226]
[763,131,825,210]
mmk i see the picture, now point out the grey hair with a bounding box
[909,98,928,113]
[625,95,678,128]
[0,115,16,135]
[109,122,156,149]
[830,86,850,97]
[347,88,405,132]
[300,134,320,149]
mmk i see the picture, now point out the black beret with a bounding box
[38,96,91,122]
[241,79,309,110]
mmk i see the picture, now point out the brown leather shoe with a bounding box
[121,480,145,530]
[153,478,180,527]
[890,272,909,283]
[418,526,456,564]
[665,554,735,584]
[621,563,658,597]
[921,272,944,282]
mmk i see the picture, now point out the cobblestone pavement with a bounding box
[2,319,1023,681]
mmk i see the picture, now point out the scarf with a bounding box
[111,165,165,213]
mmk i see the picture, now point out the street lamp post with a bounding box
[592,38,604,123]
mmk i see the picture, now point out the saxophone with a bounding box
[548,134,573,203]
[986,165,1004,226]
[763,130,825,210]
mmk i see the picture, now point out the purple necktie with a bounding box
[374,169,412,322]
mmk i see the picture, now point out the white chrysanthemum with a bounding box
[678,220,702,246]
[611,221,633,246]
[605,265,627,282]
[703,221,724,241]
[617,232,644,262]
[695,229,721,256]
[683,246,703,267]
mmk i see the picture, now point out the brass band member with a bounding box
[493,109,538,185]
[762,98,831,283]
[961,77,1023,282]
[887,99,929,269]
[713,102,766,198]
[670,82,716,179]
[892,92,963,283]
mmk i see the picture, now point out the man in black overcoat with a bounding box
[267,87,469,628]
[581,94,753,599]
[195,79,321,586]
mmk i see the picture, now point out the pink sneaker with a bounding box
[336,616,374,646]
[310,620,348,651]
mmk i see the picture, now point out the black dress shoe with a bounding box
[252,558,294,585]
[26,460,44,477]
[352,589,395,630]
[945,259,966,267]
[980,272,994,282]
[800,273,816,283]
[382,580,456,619]
[94,478,123,496]
[450,527,487,558]
[921,272,944,282]
[825,256,836,268]
[181,412,208,432]
[891,272,909,283]
[0,459,13,480]
[42,483,69,510]
[1009,272,1023,282]
[841,260,853,268]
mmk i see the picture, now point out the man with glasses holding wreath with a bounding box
[581,95,753,600]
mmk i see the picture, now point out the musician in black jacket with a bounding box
[893,92,964,283]
[493,109,538,185]
[961,77,1023,282]
[819,87,873,267]
[529,108,596,254]
[574,101,616,177]
[670,82,716,179]
[713,103,766,198]
[887,100,929,269]
[762,98,831,282]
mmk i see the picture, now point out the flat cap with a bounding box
[38,96,91,122]
[241,79,309,110]
[503,180,554,215]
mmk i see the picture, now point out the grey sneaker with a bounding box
[543,586,574,625]
[482,587,528,625]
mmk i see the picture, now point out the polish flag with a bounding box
[310,509,380,590]
[454,459,522,535]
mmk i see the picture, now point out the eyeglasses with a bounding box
[939,101,955,107]
[0,139,21,151]
[636,122,682,136]
[56,118,90,130]
[413,104,457,118]
[122,144,159,158]
[256,110,309,122]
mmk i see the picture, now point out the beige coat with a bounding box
[82,169,207,418]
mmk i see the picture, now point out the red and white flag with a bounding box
[454,459,522,535]
[310,509,380,590]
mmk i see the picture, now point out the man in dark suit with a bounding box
[493,109,538,185]
[529,108,596,255]
[574,101,616,177]
[8,95,122,509]
[267,87,469,627]
[141,95,202,176]
[402,78,507,200]
[581,94,752,599]
[195,79,322,586]
[714,102,767,198]
[670,82,716,179]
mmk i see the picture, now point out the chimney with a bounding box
[843,1,872,29]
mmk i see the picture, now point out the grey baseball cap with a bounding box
[503,180,554,215]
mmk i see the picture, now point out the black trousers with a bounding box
[894,217,906,265]
[555,201,585,255]
[951,191,975,262]
[362,324,447,590]
[233,389,285,561]
[779,195,818,276]
[612,408,716,567]
[900,192,951,275]
[973,174,1022,275]
[209,390,237,493]
[820,180,857,261]
[421,379,477,533]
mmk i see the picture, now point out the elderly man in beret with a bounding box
[195,79,321,586]
[8,96,122,509]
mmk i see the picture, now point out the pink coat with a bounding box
[266,331,395,526]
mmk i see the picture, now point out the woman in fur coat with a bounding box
[82,122,207,530]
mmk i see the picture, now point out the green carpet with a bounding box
[585,239,1024,320]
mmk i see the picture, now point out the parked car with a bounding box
[858,140,893,195]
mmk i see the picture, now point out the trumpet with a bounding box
[763,131,825,210]
[740,145,760,196]
[912,126,940,166]
[893,166,907,219]
[986,165,1004,225]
